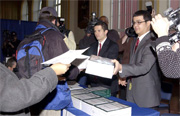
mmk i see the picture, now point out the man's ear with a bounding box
[8,67,12,71]
[105,30,108,35]
[147,20,151,26]
[51,19,56,25]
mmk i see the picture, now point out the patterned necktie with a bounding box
[98,43,101,56]
[134,38,139,52]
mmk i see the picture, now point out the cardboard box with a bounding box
[81,99,131,116]
[85,55,114,79]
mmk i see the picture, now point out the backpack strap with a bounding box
[35,24,47,30]
[35,24,56,33]
[40,27,55,34]
[24,46,31,78]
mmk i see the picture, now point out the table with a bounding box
[63,96,160,116]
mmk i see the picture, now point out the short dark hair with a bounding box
[133,10,152,21]
[94,21,108,31]
[6,57,16,68]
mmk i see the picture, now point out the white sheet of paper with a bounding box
[42,47,89,65]
[77,57,90,69]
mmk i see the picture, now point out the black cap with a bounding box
[40,7,58,17]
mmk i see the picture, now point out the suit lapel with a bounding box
[130,38,137,60]
[130,32,152,61]
[91,42,98,55]
[137,33,151,51]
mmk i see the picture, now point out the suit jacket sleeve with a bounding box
[79,34,97,49]
[119,42,156,78]
[0,63,58,112]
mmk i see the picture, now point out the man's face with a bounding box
[52,19,58,26]
[94,25,108,42]
[133,15,150,37]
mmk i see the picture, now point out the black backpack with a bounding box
[16,26,54,79]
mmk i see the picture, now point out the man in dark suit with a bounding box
[79,16,120,49]
[112,10,161,108]
[84,21,119,97]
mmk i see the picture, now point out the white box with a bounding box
[72,93,100,110]
[85,55,114,79]
[81,101,131,116]
[63,109,75,116]
[72,93,100,100]
[95,102,131,116]
[71,88,90,95]
[72,96,82,109]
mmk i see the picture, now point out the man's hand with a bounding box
[58,76,66,81]
[111,59,122,75]
[151,14,170,37]
[86,33,91,37]
[118,78,127,86]
[172,42,180,52]
[50,63,71,75]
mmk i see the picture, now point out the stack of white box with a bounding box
[71,87,131,116]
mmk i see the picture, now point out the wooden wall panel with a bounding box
[0,1,21,20]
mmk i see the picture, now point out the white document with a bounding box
[42,48,89,65]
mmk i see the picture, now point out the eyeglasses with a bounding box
[132,20,148,25]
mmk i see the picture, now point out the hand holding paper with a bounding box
[50,63,70,75]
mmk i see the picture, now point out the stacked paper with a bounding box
[71,88,90,95]
[71,87,131,116]
[72,91,100,110]
[72,93,100,100]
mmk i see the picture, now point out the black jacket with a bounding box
[37,19,79,80]
[84,38,119,94]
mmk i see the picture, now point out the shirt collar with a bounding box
[98,37,107,47]
[138,31,150,42]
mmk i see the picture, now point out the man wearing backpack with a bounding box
[36,7,80,80]
[28,7,80,115]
